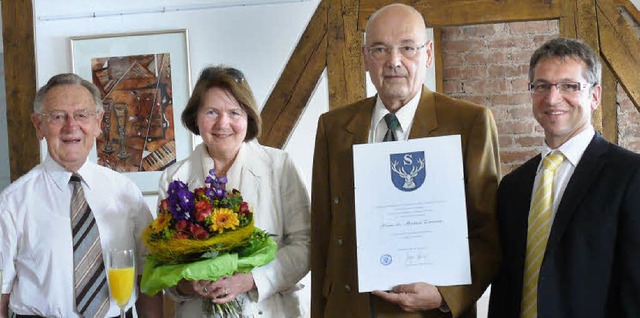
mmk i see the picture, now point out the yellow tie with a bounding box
[521,151,565,318]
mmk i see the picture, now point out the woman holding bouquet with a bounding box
[157,66,310,317]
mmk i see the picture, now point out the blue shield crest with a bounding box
[390,151,426,192]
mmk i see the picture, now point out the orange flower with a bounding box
[209,208,240,234]
[151,212,172,232]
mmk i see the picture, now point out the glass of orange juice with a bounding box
[107,249,135,318]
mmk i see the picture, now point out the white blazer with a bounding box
[159,140,311,318]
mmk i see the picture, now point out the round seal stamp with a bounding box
[380,254,392,266]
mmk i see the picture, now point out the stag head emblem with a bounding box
[390,151,426,191]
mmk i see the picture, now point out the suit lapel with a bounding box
[513,157,541,274]
[235,141,264,203]
[343,97,375,145]
[546,134,609,250]
[409,86,438,139]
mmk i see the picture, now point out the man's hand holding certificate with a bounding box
[353,135,471,293]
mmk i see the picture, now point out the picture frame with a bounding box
[71,29,192,194]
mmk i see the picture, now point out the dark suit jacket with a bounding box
[311,86,502,318]
[488,133,640,318]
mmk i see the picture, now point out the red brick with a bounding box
[486,51,509,64]
[622,140,640,154]
[466,52,490,65]
[443,80,462,94]
[442,39,485,52]
[491,107,509,121]
[510,20,554,35]
[499,135,514,148]
[443,53,464,66]
[441,27,462,40]
[532,34,558,47]
[508,105,533,119]
[463,95,488,105]
[462,24,497,37]
[490,94,511,105]
[512,50,533,64]
[488,65,522,78]
[491,38,534,50]
[510,78,530,93]
[510,92,533,105]
[497,120,537,134]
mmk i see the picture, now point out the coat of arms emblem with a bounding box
[390,151,426,191]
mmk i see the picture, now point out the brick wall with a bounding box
[440,20,640,175]
[618,86,640,152]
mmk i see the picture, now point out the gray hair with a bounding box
[529,37,602,86]
[33,73,103,113]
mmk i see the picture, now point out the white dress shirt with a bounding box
[159,140,311,318]
[368,91,421,143]
[0,156,153,317]
[533,126,595,221]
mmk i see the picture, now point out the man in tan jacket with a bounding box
[311,4,501,317]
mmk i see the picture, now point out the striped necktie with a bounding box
[70,173,110,317]
[383,113,400,142]
[521,151,565,318]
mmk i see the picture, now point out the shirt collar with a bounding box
[372,89,422,135]
[541,125,595,168]
[43,156,95,191]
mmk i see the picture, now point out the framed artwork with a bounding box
[71,29,192,194]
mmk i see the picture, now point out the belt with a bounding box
[16,307,134,318]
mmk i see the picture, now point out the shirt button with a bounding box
[334,196,340,204]
[337,238,344,246]
[344,284,351,293]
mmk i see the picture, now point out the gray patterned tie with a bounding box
[383,113,400,142]
[70,173,110,317]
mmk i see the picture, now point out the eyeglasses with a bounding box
[529,82,592,95]
[38,109,99,125]
[365,43,427,60]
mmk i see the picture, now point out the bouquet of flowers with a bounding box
[141,169,277,317]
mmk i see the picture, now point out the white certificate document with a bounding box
[353,135,471,292]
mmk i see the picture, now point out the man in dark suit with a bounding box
[311,3,501,317]
[488,37,640,318]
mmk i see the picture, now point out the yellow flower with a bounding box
[209,208,240,234]
[152,212,172,232]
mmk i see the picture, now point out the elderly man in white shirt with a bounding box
[0,73,163,318]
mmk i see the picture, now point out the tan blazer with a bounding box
[311,87,501,318]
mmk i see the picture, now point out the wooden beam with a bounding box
[600,62,618,143]
[597,0,640,113]
[559,0,578,38]
[2,0,38,181]
[259,0,328,149]
[359,0,563,28]
[327,0,366,110]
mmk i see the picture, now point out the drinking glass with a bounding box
[107,249,135,318]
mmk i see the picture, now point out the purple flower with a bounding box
[167,180,194,221]
[168,180,189,195]
[205,169,228,199]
